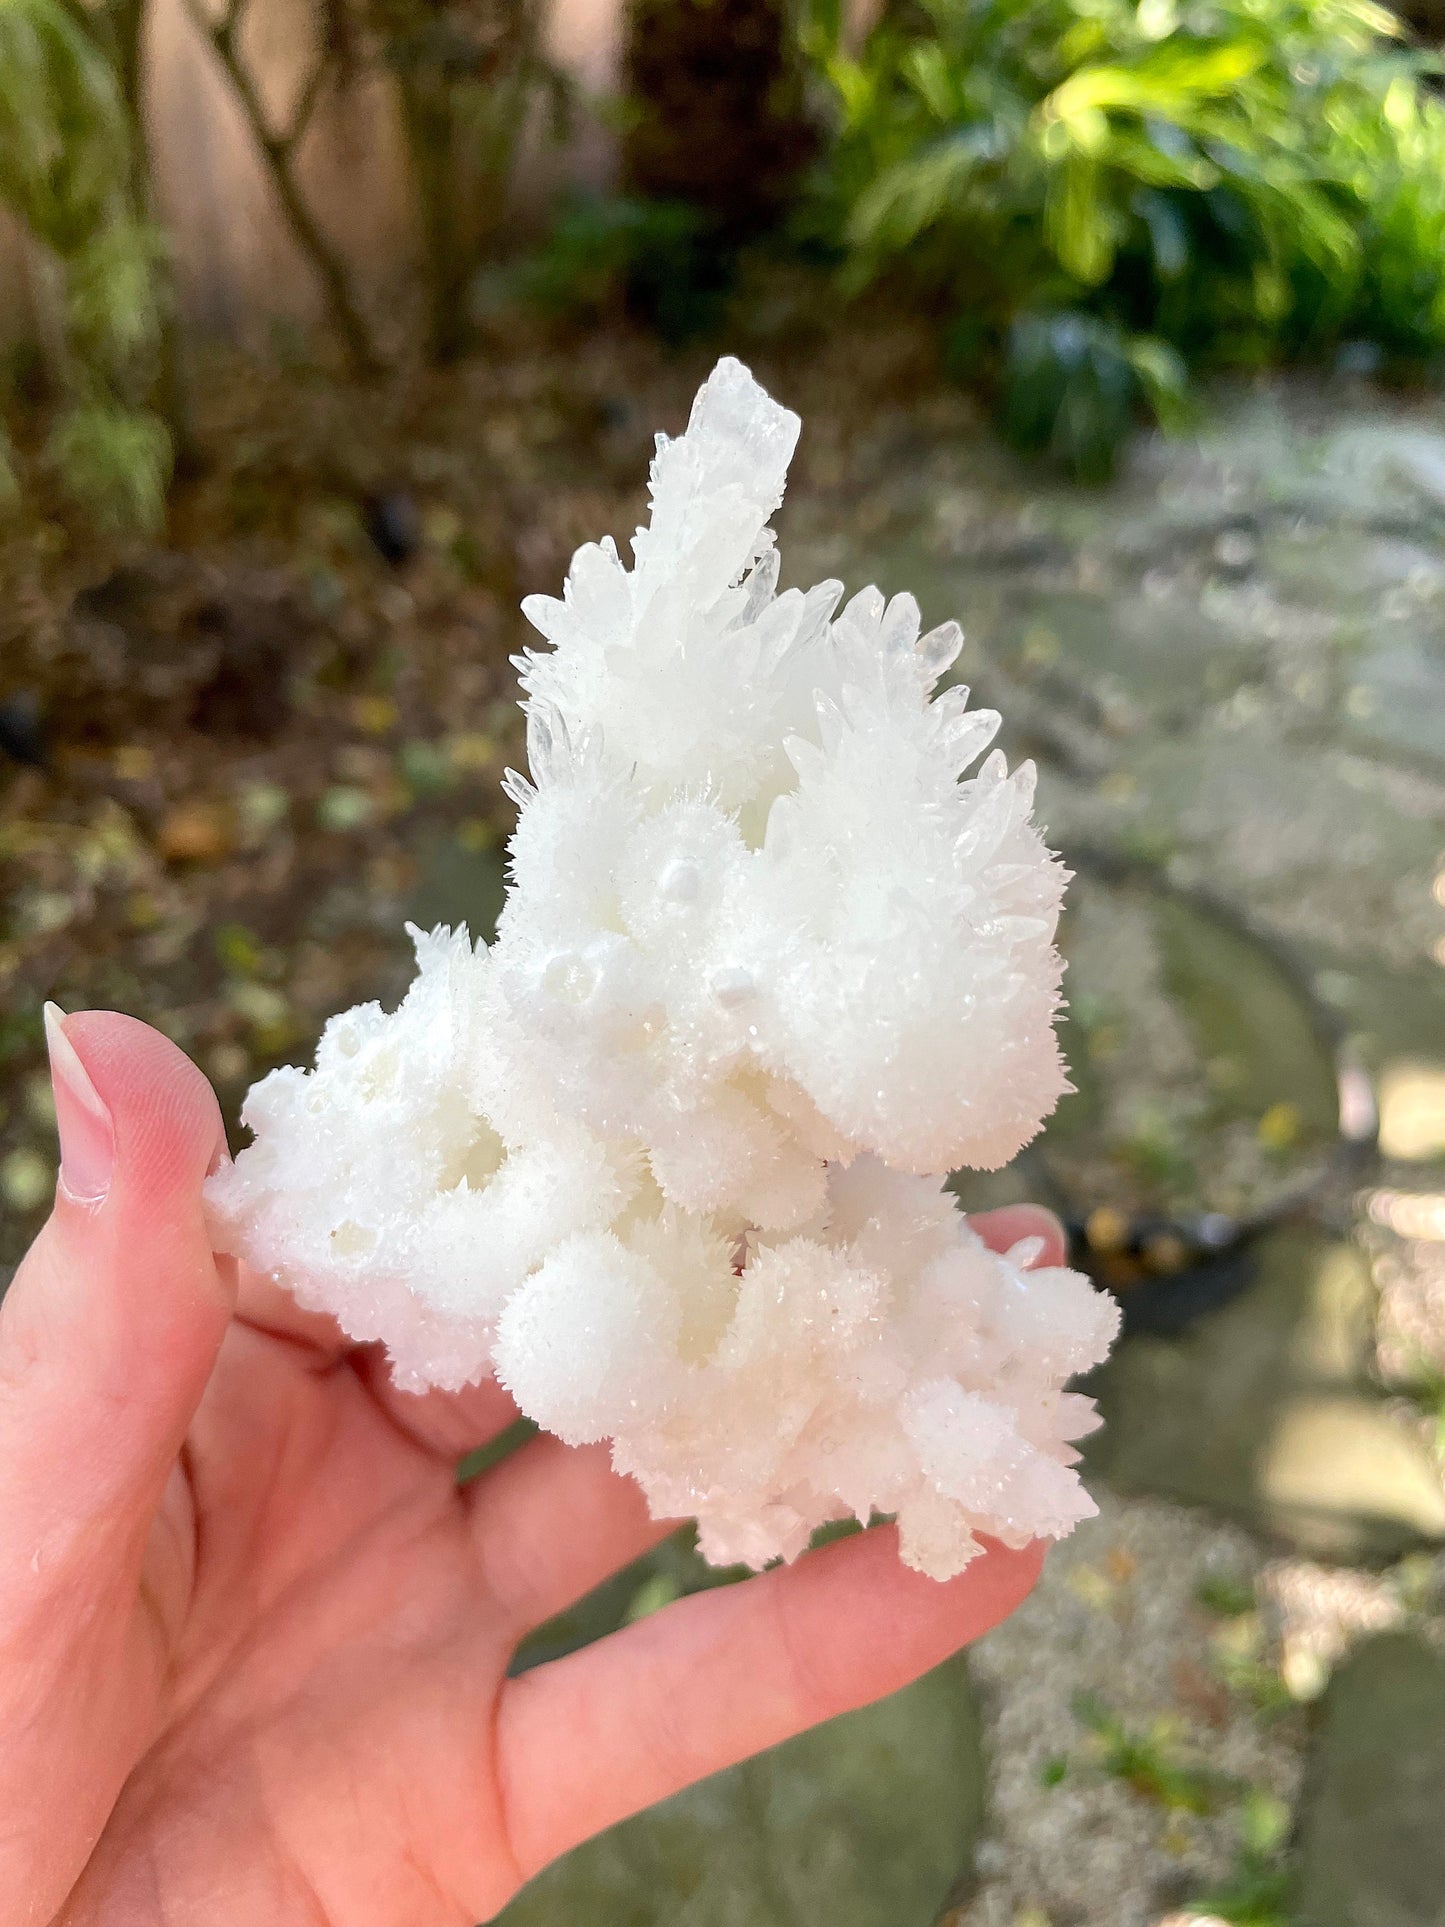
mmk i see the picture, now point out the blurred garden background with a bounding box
[2,0,1445,1919]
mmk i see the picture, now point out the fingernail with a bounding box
[44,1003,114,1207]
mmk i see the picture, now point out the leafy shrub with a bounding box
[0,0,170,530]
[622,0,818,245]
[45,400,171,534]
[495,193,728,341]
[1002,308,1190,477]
[371,0,567,363]
[807,0,1445,473]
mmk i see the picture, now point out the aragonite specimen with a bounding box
[205,357,1119,1579]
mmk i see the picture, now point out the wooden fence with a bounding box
[1,0,623,352]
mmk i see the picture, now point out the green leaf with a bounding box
[0,418,19,510]
[0,0,170,526]
[1124,333,1192,432]
[810,0,1445,390]
[848,124,1012,256]
[902,41,959,122]
[0,0,128,244]
[67,221,166,366]
[46,402,172,534]
[1045,152,1116,284]
[1042,41,1267,126]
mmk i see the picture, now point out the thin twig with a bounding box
[182,0,383,374]
[216,0,245,48]
[280,51,331,158]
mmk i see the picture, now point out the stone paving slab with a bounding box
[1085,1229,1445,1561]
[1296,1630,1445,1927]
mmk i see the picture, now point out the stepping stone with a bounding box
[407,829,506,941]
[1297,1631,1445,1927]
[1084,1229,1445,1559]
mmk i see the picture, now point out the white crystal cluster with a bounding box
[205,358,1119,1579]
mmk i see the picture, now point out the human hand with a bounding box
[2,1010,1052,1926]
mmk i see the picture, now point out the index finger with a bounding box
[494,1523,1043,1883]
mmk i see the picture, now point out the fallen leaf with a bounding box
[158,801,234,864]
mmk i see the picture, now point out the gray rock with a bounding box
[407,831,506,942]
[1297,1630,1445,1927]
[1083,1230,1445,1559]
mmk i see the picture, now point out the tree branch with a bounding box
[182,0,383,374]
[280,50,331,158]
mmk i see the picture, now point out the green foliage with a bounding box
[1073,1691,1238,1812]
[0,420,18,509]
[498,193,728,341]
[0,0,169,531]
[1185,1787,1297,1925]
[0,0,127,246]
[65,220,167,372]
[1071,1698,1298,1920]
[1394,1358,1445,1458]
[45,401,170,533]
[1003,307,1189,477]
[808,0,1445,473]
[1195,1569,1259,1618]
[373,0,570,361]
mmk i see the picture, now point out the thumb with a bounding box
[0,1007,234,1566]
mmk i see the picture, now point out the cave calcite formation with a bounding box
[206,357,1120,1579]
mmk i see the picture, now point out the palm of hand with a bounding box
[81,1309,534,1923]
[3,1014,1046,1927]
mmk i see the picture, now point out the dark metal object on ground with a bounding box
[1051,843,1379,1332]
[363,490,422,567]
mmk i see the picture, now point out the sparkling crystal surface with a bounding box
[205,358,1119,1578]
